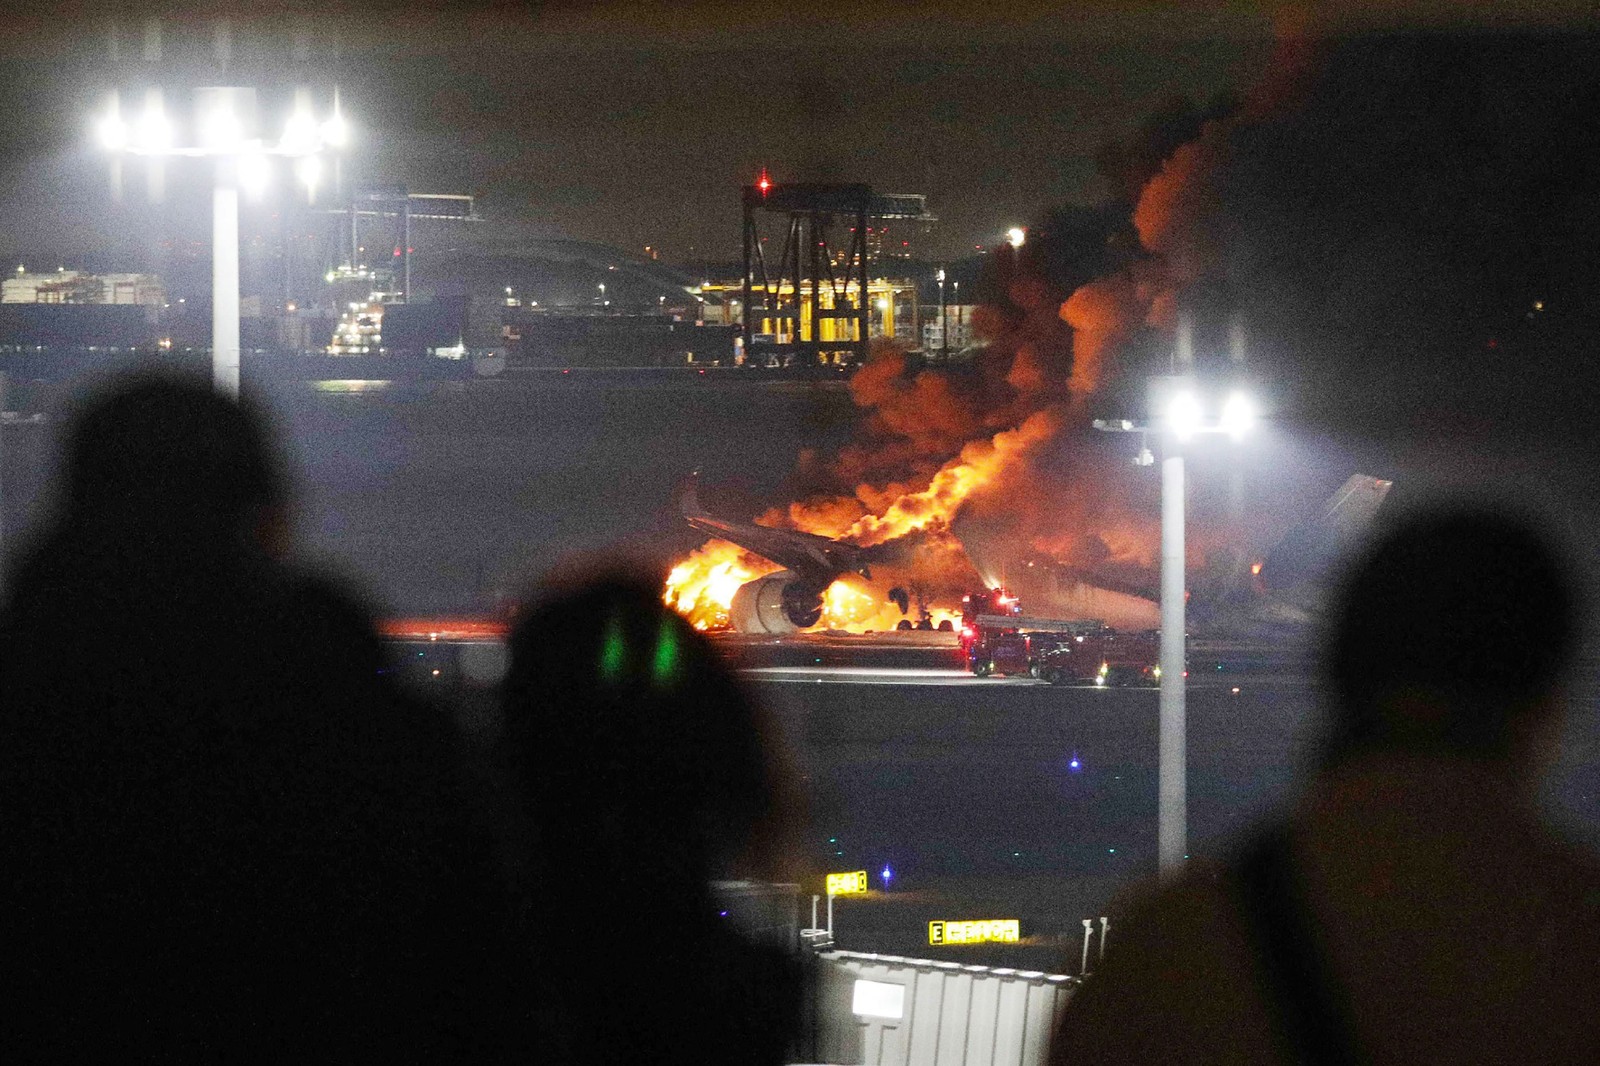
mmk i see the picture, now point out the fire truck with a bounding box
[959,588,1160,686]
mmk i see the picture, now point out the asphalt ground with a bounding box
[749,655,1323,973]
[391,632,1600,972]
[397,636,1323,972]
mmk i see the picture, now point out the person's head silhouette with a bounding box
[61,374,285,549]
[1323,505,1579,766]
[502,576,785,899]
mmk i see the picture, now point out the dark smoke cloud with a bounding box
[1138,29,1600,447]
[752,26,1600,611]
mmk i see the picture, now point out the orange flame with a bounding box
[662,540,777,631]
[838,409,1060,546]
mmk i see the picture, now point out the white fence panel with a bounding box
[816,951,1077,1066]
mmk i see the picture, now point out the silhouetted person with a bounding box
[0,375,502,1059]
[500,577,801,1065]
[1051,505,1600,1065]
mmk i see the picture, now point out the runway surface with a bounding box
[731,651,1321,969]
[743,666,998,686]
[396,636,1600,971]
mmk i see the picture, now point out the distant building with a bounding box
[696,276,922,354]
[0,304,162,349]
[503,312,736,368]
[922,304,976,352]
[2,269,165,307]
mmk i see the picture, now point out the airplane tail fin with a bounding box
[1319,475,1394,536]
[679,470,709,520]
[1257,474,1392,593]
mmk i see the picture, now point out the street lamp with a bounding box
[936,268,947,358]
[951,280,960,352]
[94,86,348,398]
[1006,226,1026,249]
[1094,376,1255,874]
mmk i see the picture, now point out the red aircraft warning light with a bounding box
[757,168,772,196]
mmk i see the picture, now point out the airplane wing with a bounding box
[679,474,875,584]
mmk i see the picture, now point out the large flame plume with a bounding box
[662,541,777,631]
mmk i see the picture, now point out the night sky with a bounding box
[0,4,1270,264]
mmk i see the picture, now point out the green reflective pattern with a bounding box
[599,615,627,682]
[652,617,680,687]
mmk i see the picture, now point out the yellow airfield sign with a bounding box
[928,919,1020,946]
[826,870,869,895]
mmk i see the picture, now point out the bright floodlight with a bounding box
[238,152,271,196]
[295,154,323,193]
[136,102,173,152]
[200,104,243,150]
[1166,390,1203,441]
[320,111,349,149]
[97,110,129,151]
[1220,390,1255,439]
[936,267,946,283]
[280,108,320,156]
[1007,226,1026,248]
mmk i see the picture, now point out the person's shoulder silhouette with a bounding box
[500,574,801,1065]
[1051,503,1600,1066]
[0,374,500,1059]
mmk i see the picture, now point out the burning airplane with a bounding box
[674,478,898,634]
[666,471,1391,638]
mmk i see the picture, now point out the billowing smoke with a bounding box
[672,21,1600,630]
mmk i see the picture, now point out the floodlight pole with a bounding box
[95,85,347,400]
[1158,448,1186,872]
[1096,411,1188,874]
[212,163,241,398]
[1092,335,1253,875]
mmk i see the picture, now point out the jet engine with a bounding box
[729,570,826,634]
